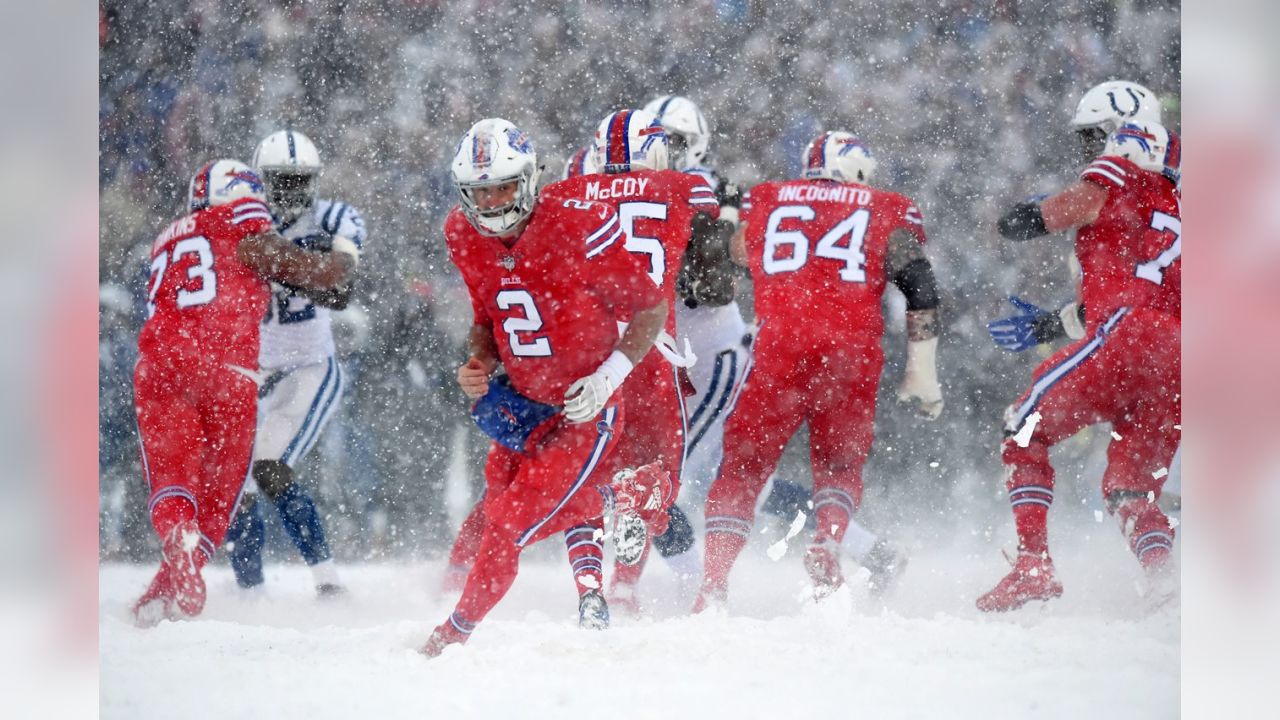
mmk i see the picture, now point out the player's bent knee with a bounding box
[654,504,694,557]
[253,460,294,500]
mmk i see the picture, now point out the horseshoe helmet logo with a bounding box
[1107,88,1144,118]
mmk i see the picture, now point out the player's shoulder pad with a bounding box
[317,198,368,246]
[1079,155,1135,191]
[224,197,273,229]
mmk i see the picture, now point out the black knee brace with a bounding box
[653,504,695,558]
[253,459,294,500]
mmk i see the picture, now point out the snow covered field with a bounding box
[100,521,1178,720]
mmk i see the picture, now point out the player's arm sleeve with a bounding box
[688,179,721,221]
[885,228,940,313]
[322,202,369,248]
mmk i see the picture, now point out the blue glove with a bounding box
[987,296,1050,352]
[470,375,561,453]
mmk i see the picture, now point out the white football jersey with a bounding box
[259,199,367,370]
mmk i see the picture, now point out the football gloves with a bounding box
[987,296,1050,352]
[563,351,634,423]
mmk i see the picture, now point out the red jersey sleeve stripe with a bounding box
[1089,159,1129,178]
[584,212,619,247]
[585,224,624,258]
[1080,166,1125,187]
[232,211,273,225]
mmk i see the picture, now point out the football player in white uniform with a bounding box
[646,95,907,595]
[223,129,367,596]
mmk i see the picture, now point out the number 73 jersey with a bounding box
[138,197,274,368]
[741,178,926,344]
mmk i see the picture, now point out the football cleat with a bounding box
[578,590,611,630]
[163,520,207,618]
[316,583,348,598]
[419,618,471,658]
[691,587,727,614]
[131,564,176,628]
[976,551,1064,612]
[862,539,909,597]
[803,542,845,600]
[613,511,649,567]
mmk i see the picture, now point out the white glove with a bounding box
[654,331,697,369]
[564,351,634,423]
[897,337,944,420]
[330,234,361,267]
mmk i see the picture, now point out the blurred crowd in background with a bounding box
[99,0,1180,562]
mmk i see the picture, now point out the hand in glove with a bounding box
[563,351,634,423]
[987,296,1050,352]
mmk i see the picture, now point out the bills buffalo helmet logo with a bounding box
[225,169,265,193]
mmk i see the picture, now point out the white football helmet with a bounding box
[593,109,669,174]
[252,130,323,223]
[451,118,541,237]
[642,95,710,171]
[800,131,877,184]
[1071,81,1161,159]
[1103,121,1181,184]
[562,144,598,180]
[188,159,266,212]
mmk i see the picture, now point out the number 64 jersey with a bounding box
[741,178,926,346]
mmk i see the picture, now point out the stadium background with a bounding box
[97,0,1181,561]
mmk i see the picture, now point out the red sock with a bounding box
[149,492,197,541]
[1113,496,1175,570]
[701,516,751,596]
[564,523,604,596]
[1008,484,1053,555]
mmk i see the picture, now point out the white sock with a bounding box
[310,559,341,587]
[840,520,879,564]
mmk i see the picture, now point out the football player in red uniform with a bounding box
[696,132,944,609]
[422,118,671,656]
[558,108,722,613]
[132,160,356,626]
[977,121,1182,612]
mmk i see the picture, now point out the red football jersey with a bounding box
[444,185,663,405]
[138,198,274,368]
[740,178,926,344]
[550,169,719,332]
[1077,156,1182,324]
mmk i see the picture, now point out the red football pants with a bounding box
[448,405,622,632]
[1001,308,1181,557]
[134,353,258,562]
[702,330,881,591]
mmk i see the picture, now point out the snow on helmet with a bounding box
[643,94,710,171]
[188,159,266,212]
[252,129,324,223]
[1103,121,1181,184]
[450,118,541,236]
[593,109,669,174]
[801,131,877,184]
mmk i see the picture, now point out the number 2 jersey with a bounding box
[1076,155,1181,326]
[741,178,926,346]
[139,197,274,369]
[259,199,367,370]
[444,185,662,406]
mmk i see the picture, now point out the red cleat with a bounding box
[804,543,845,600]
[163,520,207,618]
[132,563,177,628]
[976,551,1063,612]
[419,617,471,658]
[691,587,727,614]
